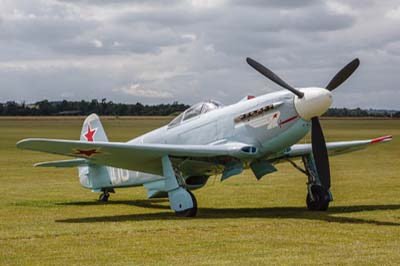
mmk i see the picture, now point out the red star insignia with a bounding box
[273,113,278,119]
[74,148,102,157]
[84,125,97,142]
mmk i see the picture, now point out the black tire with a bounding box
[175,190,197,217]
[306,185,330,211]
[98,192,109,203]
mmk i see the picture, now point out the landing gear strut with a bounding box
[162,155,198,217]
[288,154,332,211]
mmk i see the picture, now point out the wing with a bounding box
[17,138,256,175]
[284,135,392,158]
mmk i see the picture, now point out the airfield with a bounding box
[0,117,399,265]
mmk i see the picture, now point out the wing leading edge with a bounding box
[17,138,257,175]
[285,135,392,158]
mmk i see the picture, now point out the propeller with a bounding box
[246,57,304,98]
[326,58,360,91]
[246,57,360,191]
[311,117,330,189]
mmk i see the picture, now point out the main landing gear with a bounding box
[306,185,330,211]
[169,188,198,217]
[288,154,332,211]
[175,190,197,217]
[162,155,198,217]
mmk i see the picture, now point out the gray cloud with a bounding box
[0,0,399,109]
[58,0,181,6]
[231,0,318,8]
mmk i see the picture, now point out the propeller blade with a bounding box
[246,57,304,98]
[326,58,360,91]
[311,117,331,189]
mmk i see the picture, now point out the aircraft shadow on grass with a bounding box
[56,200,400,226]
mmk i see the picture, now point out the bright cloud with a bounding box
[113,83,174,99]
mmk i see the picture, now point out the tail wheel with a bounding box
[98,192,110,203]
[306,185,330,211]
[175,190,197,217]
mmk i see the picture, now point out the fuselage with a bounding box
[81,89,316,190]
[130,90,311,158]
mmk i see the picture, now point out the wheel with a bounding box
[306,185,330,211]
[98,192,110,203]
[175,190,197,217]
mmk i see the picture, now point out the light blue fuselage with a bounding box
[80,90,311,191]
[132,91,310,154]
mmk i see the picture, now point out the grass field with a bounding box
[0,117,399,266]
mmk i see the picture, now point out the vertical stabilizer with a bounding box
[80,114,108,142]
[78,114,110,190]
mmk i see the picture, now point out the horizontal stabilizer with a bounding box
[34,158,89,168]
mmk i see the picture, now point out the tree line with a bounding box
[0,99,398,117]
[0,99,189,116]
[323,107,400,118]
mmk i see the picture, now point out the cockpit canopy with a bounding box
[168,100,224,128]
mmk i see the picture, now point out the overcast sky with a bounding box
[0,0,399,108]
